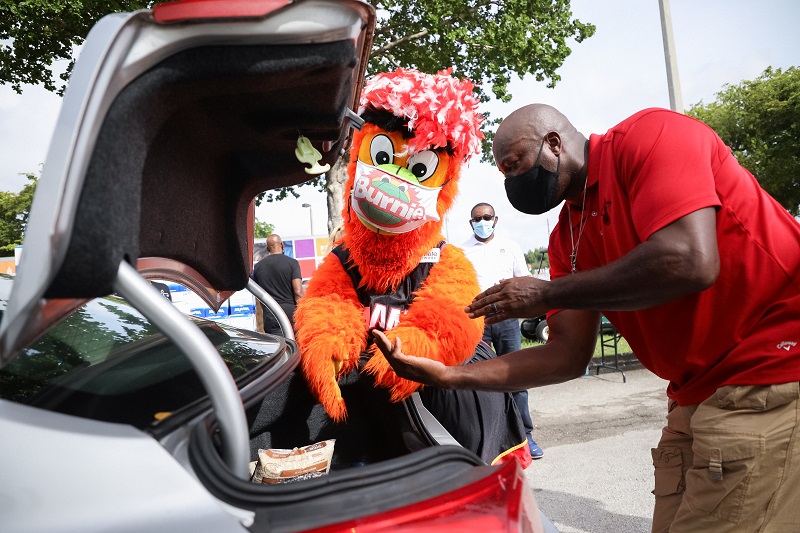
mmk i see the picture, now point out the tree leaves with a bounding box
[369,0,595,104]
[688,67,800,216]
[1,0,594,151]
[0,0,151,94]
[0,173,37,254]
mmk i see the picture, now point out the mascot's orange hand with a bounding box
[294,258,367,422]
[296,300,364,422]
[301,346,353,422]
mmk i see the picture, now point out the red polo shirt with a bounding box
[548,108,800,405]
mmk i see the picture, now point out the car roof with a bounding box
[0,0,375,363]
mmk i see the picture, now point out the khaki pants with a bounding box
[651,382,800,532]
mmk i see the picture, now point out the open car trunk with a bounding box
[0,0,378,481]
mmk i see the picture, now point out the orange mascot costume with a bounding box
[295,68,485,423]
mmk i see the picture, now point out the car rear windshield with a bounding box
[0,293,280,429]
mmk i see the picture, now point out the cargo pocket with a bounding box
[652,446,685,497]
[686,431,764,524]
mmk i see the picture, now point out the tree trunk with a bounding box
[325,152,350,235]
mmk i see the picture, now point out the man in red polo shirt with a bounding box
[373,104,800,532]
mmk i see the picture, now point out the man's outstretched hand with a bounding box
[465,276,549,325]
[371,330,451,388]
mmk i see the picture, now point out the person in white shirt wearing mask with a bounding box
[460,202,543,459]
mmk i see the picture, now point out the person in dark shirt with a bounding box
[252,234,304,335]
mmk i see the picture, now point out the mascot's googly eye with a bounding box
[370,134,395,167]
[406,150,440,182]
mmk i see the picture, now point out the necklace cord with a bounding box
[568,172,590,273]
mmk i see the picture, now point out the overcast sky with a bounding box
[0,0,797,252]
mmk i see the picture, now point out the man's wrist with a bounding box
[539,277,554,311]
[541,272,578,311]
[434,364,461,390]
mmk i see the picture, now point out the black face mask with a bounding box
[504,138,560,215]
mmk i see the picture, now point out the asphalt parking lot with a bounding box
[523,363,669,533]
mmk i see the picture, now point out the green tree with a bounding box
[253,219,273,239]
[1,1,595,228]
[0,1,151,95]
[687,67,800,216]
[0,174,37,255]
[524,248,549,272]
[1,1,594,105]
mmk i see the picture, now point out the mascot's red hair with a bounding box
[295,68,485,422]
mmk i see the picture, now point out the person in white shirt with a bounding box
[460,202,543,459]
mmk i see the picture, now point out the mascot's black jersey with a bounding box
[331,242,445,333]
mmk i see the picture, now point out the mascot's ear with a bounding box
[351,124,382,164]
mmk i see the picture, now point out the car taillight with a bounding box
[305,460,543,533]
[153,0,291,23]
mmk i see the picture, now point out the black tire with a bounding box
[535,319,549,342]
[520,318,539,341]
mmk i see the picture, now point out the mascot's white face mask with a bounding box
[351,160,442,234]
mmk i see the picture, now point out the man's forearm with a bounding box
[442,343,587,392]
[544,207,720,312]
[547,239,716,312]
[292,278,305,300]
[372,311,598,392]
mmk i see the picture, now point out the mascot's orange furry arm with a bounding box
[294,69,485,421]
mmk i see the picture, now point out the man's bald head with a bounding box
[267,234,284,253]
[493,104,575,169]
[491,103,589,205]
